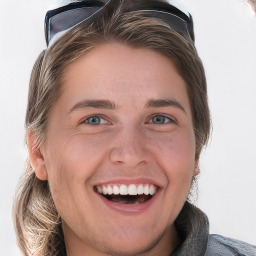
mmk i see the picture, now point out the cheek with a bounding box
[151,128,196,173]
[43,135,103,215]
[149,128,196,201]
[146,129,196,222]
[44,132,110,184]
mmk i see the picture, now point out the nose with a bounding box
[109,127,150,168]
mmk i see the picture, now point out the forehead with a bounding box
[58,43,191,113]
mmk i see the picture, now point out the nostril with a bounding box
[109,144,149,167]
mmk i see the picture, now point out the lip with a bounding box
[95,187,161,215]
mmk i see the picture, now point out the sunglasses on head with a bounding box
[45,0,194,46]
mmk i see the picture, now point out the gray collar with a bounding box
[171,202,209,256]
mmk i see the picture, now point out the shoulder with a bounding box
[205,234,256,256]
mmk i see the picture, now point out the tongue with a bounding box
[105,194,152,204]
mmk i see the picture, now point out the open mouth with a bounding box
[95,184,158,205]
[104,194,153,204]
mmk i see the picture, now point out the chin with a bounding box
[98,239,157,256]
[94,229,164,256]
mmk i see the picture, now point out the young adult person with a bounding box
[13,0,256,255]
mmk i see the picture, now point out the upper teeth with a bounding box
[97,184,157,196]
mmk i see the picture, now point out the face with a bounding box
[36,43,197,256]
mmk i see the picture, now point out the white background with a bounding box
[0,0,255,255]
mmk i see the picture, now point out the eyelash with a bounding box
[81,115,109,126]
[81,114,176,126]
[147,114,176,125]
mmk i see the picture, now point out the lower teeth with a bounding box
[105,195,152,204]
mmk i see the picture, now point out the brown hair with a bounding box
[13,0,210,255]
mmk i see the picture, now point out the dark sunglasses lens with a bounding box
[48,6,101,43]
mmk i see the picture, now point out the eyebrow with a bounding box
[69,99,117,113]
[146,98,186,113]
[69,98,186,113]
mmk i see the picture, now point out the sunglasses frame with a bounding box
[45,0,194,46]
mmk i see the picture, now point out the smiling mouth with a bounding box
[95,184,158,205]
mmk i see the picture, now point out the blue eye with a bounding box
[151,115,173,124]
[85,115,105,125]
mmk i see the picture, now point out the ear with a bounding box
[27,130,48,180]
